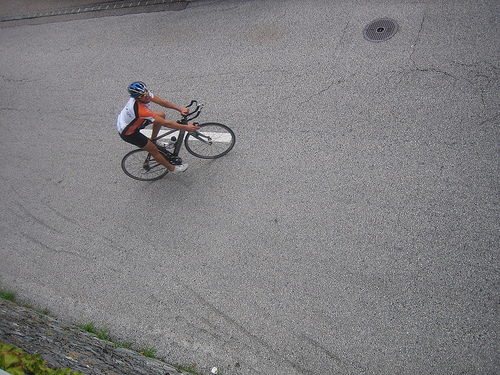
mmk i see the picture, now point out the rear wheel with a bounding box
[185,122,235,159]
[121,149,169,181]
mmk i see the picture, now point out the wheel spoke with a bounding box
[185,123,235,159]
[121,149,169,181]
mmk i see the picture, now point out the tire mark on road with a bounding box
[21,231,92,261]
[297,333,368,374]
[177,281,312,374]
[11,201,62,235]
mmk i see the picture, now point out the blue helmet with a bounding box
[127,81,147,98]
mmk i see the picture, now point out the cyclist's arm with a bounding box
[151,95,188,115]
[153,116,200,132]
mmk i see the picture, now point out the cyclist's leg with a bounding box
[142,140,175,172]
[150,112,166,140]
[120,130,176,172]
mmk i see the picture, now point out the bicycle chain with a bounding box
[159,149,182,165]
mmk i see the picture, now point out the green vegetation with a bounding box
[0,341,84,375]
[78,322,111,341]
[78,322,134,350]
[0,285,205,374]
[139,346,156,358]
[0,287,16,302]
[174,364,201,374]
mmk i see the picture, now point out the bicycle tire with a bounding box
[184,122,235,159]
[121,149,169,181]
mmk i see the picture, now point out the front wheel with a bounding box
[121,149,169,181]
[185,122,235,159]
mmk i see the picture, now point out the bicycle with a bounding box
[121,100,235,181]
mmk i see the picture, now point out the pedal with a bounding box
[169,156,183,165]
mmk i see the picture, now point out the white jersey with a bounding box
[117,93,157,135]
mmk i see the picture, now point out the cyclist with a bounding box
[117,81,200,173]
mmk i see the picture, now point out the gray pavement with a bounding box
[0,0,191,25]
[0,1,499,374]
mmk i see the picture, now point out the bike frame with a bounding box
[150,100,205,158]
[121,100,235,180]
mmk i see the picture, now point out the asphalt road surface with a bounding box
[0,0,498,374]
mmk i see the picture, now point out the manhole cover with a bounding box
[363,18,398,42]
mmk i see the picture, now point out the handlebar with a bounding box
[182,100,204,123]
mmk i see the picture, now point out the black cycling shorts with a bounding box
[119,130,149,148]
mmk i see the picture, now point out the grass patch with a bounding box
[113,341,133,349]
[78,322,111,341]
[140,346,156,358]
[79,322,152,357]
[0,287,16,302]
[174,364,202,374]
[0,285,207,371]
